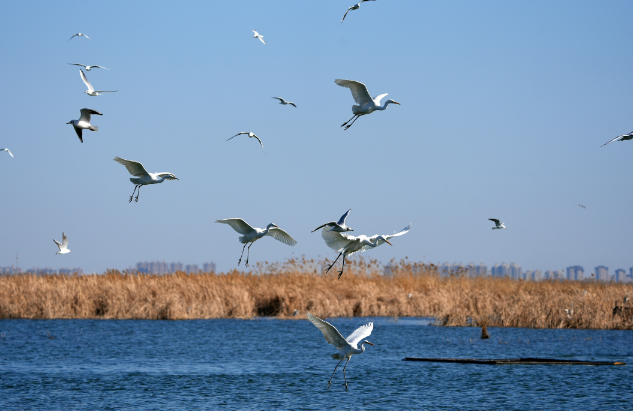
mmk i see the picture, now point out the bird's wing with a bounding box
[489,218,501,225]
[53,239,62,250]
[1,148,13,157]
[252,30,259,35]
[272,97,284,102]
[79,108,103,122]
[157,173,178,180]
[80,70,94,92]
[602,136,621,146]
[69,63,85,68]
[113,157,150,177]
[215,218,255,235]
[306,312,349,350]
[227,132,248,141]
[341,7,353,23]
[93,66,109,70]
[259,37,266,45]
[311,222,334,233]
[322,228,356,252]
[385,223,412,240]
[289,102,297,107]
[346,322,373,348]
[83,34,90,39]
[602,132,632,146]
[267,227,297,246]
[334,79,373,106]
[61,233,69,248]
[74,127,83,143]
[94,90,118,93]
[372,93,388,105]
[337,209,352,226]
[252,135,266,154]
[69,34,78,41]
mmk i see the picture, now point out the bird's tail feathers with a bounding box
[90,126,98,132]
[331,353,342,360]
[352,105,360,111]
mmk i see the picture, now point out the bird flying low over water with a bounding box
[69,33,90,41]
[272,97,296,107]
[322,223,411,278]
[311,209,353,233]
[341,0,376,23]
[306,312,374,392]
[335,79,400,130]
[113,157,178,203]
[215,218,297,267]
[602,131,633,147]
[1,148,13,158]
[67,108,102,143]
[53,232,71,254]
[80,70,117,96]
[252,30,266,45]
[69,63,109,71]
[227,132,265,155]
[489,219,506,229]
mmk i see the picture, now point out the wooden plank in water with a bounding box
[402,357,626,366]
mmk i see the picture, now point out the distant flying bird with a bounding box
[67,108,102,143]
[272,97,296,107]
[1,148,13,158]
[68,63,109,71]
[227,132,265,155]
[602,131,633,147]
[80,70,117,96]
[311,209,353,233]
[578,204,586,209]
[252,30,266,45]
[322,223,411,278]
[113,157,179,203]
[306,312,374,392]
[215,218,297,267]
[335,79,400,130]
[69,33,90,41]
[53,232,71,254]
[341,0,376,23]
[489,219,506,229]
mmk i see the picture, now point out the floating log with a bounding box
[402,357,626,366]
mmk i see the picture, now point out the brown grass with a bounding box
[0,257,631,329]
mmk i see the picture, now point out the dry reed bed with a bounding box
[0,258,631,330]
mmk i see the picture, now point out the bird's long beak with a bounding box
[66,121,71,124]
[394,101,401,105]
[365,341,375,346]
[385,239,393,246]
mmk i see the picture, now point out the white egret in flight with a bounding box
[1,148,13,158]
[252,30,266,45]
[489,219,506,229]
[80,70,117,96]
[53,232,71,254]
[272,97,296,107]
[602,131,632,147]
[306,312,374,392]
[341,0,376,23]
[227,132,265,155]
[335,79,400,130]
[113,157,179,203]
[67,108,102,143]
[69,63,109,71]
[215,218,297,267]
[311,209,353,233]
[69,33,90,41]
[322,223,411,278]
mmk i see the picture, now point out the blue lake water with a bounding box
[0,318,632,410]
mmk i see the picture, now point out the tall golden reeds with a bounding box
[0,257,631,330]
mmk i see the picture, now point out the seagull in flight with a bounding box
[53,232,71,254]
[80,70,117,96]
[272,97,296,107]
[69,33,90,41]
[602,131,633,147]
[114,157,179,203]
[306,312,374,392]
[312,209,353,233]
[67,108,102,143]
[69,63,109,71]
[341,0,376,23]
[252,30,266,45]
[1,148,13,158]
[489,219,506,229]
[227,132,265,155]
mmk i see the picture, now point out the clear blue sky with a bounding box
[0,1,632,274]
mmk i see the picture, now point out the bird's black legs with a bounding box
[342,357,351,392]
[327,359,344,390]
[129,185,139,203]
[338,255,347,279]
[341,114,356,128]
[326,252,343,273]
[237,244,248,266]
[344,115,360,130]
[135,185,142,202]
[245,243,254,267]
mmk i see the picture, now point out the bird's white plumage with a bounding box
[215,218,255,235]
[602,131,633,147]
[227,132,265,154]
[252,30,266,45]
[306,312,349,349]
[69,33,90,41]
[113,157,150,177]
[69,63,109,71]
[337,209,352,226]
[272,97,296,107]
[335,79,373,106]
[78,108,101,123]
[266,227,298,246]
[1,148,13,157]
[345,322,374,348]
[53,232,70,254]
[80,69,94,92]
[489,219,506,229]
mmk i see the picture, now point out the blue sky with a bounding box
[0,1,632,274]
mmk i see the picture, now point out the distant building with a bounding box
[615,269,626,282]
[566,266,584,281]
[509,263,522,280]
[202,262,216,273]
[594,266,609,282]
[26,267,57,275]
[544,270,564,280]
[132,261,216,275]
[0,266,22,275]
[58,267,84,275]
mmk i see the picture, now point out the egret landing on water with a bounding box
[113,157,178,203]
[489,219,506,229]
[306,312,374,392]
[311,209,353,233]
[67,108,102,143]
[335,79,400,130]
[53,232,71,254]
[215,218,297,267]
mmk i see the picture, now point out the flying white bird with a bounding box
[113,157,178,203]
[311,209,353,233]
[1,148,13,158]
[335,79,400,130]
[227,132,265,155]
[272,97,296,107]
[306,312,374,392]
[602,131,633,147]
[68,63,109,71]
[341,0,376,23]
[215,218,297,267]
[322,223,411,278]
[80,70,117,96]
[489,219,506,229]
[67,108,102,143]
[69,33,90,41]
[53,232,71,255]
[252,30,266,45]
